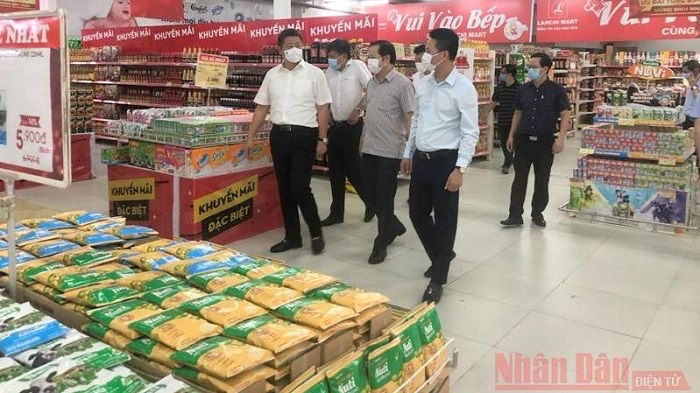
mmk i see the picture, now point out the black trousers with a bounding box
[498,123,514,168]
[270,125,322,242]
[361,154,403,249]
[327,121,369,218]
[409,150,459,286]
[508,134,555,219]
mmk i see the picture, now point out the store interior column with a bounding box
[274,0,292,19]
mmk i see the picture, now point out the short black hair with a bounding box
[413,44,426,55]
[328,39,351,58]
[683,59,700,71]
[370,40,396,65]
[501,64,517,77]
[531,53,553,69]
[428,28,458,61]
[277,29,303,47]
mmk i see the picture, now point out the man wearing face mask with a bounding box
[500,53,571,228]
[490,64,520,174]
[402,28,479,303]
[321,39,374,227]
[247,29,333,255]
[362,40,415,265]
[681,60,700,130]
[412,44,431,91]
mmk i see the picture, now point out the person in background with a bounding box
[321,39,375,227]
[247,29,332,255]
[681,59,700,130]
[362,40,415,265]
[412,44,431,90]
[500,53,571,228]
[402,28,479,304]
[489,64,520,174]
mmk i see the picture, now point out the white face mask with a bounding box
[367,58,382,75]
[284,47,303,64]
[421,52,437,72]
[415,62,428,74]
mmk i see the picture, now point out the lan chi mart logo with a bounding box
[494,352,691,391]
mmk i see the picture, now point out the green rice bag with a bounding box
[178,293,267,328]
[63,249,120,267]
[367,338,404,393]
[116,271,184,292]
[142,284,207,309]
[126,337,179,368]
[223,279,303,310]
[82,322,133,350]
[128,308,222,350]
[29,283,67,304]
[234,259,287,279]
[188,268,250,293]
[325,352,370,393]
[222,314,316,354]
[88,299,162,339]
[170,336,274,379]
[33,265,133,291]
[8,259,64,284]
[61,283,141,307]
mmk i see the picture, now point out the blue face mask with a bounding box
[527,67,542,81]
[499,74,508,83]
[328,58,340,70]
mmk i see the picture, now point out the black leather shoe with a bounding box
[424,266,433,278]
[270,239,302,253]
[320,216,343,227]
[363,209,376,223]
[532,216,547,228]
[311,236,325,255]
[500,217,524,227]
[368,247,388,265]
[422,283,444,303]
[388,222,407,245]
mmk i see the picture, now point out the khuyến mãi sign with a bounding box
[193,175,258,224]
[629,0,700,17]
[109,178,156,202]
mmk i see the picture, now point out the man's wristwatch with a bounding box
[456,167,466,174]
[318,137,328,144]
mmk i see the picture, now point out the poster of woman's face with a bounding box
[58,0,171,36]
[83,0,137,30]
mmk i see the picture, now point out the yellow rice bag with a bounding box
[309,282,390,313]
[171,336,274,379]
[178,294,267,328]
[88,299,162,339]
[275,298,358,330]
[129,308,222,350]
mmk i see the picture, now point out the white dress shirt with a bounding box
[685,80,700,117]
[405,68,480,168]
[326,59,371,121]
[254,60,333,128]
[412,71,431,91]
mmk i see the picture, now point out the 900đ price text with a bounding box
[16,129,48,150]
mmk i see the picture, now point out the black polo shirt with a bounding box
[514,79,570,137]
[492,81,520,127]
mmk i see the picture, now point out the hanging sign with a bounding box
[537,0,699,42]
[629,0,700,17]
[627,60,675,79]
[0,11,70,188]
[195,53,228,89]
[0,0,38,13]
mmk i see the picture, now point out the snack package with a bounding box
[8,259,64,285]
[223,314,316,354]
[53,210,108,226]
[171,336,274,379]
[367,338,404,393]
[15,229,59,247]
[124,251,180,271]
[29,283,66,304]
[163,241,223,260]
[142,284,208,309]
[21,218,74,231]
[21,239,81,258]
[234,259,287,279]
[117,271,183,292]
[102,225,159,240]
[390,321,425,391]
[173,365,276,393]
[275,298,357,330]
[62,249,119,267]
[62,231,122,247]
[0,357,27,383]
[264,267,337,293]
[142,375,201,393]
[126,337,179,368]
[415,304,448,378]
[88,299,162,339]
[60,283,141,307]
[325,352,370,393]
[33,265,132,292]
[0,250,35,269]
[133,238,180,253]
[128,308,222,350]
[0,303,70,356]
[178,293,267,328]
[82,322,132,350]
[188,269,250,293]
[309,283,390,313]
[79,216,127,232]
[160,256,241,278]
[223,279,303,310]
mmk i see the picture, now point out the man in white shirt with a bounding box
[402,28,480,303]
[682,59,699,130]
[321,39,374,227]
[412,44,431,91]
[247,29,333,255]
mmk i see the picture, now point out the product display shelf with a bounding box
[474,54,495,159]
[553,56,578,137]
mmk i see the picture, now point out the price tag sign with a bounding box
[579,148,595,156]
[617,118,636,126]
[658,155,676,166]
[195,53,229,89]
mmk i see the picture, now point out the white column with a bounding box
[274,0,292,19]
[40,0,57,11]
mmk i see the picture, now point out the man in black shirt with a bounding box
[490,64,520,174]
[500,53,570,228]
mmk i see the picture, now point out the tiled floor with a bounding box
[9,138,700,392]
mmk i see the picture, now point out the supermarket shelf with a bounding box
[94,99,179,108]
[92,118,118,122]
[578,147,695,165]
[580,76,609,80]
[73,79,259,92]
[71,61,197,67]
[229,62,329,69]
[94,133,129,144]
[599,65,683,69]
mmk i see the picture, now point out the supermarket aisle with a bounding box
[11,138,700,391]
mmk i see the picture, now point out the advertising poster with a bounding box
[629,0,700,17]
[0,0,37,13]
[0,12,70,188]
[183,0,271,24]
[537,0,700,42]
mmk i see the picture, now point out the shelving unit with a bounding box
[552,56,578,137]
[473,50,495,160]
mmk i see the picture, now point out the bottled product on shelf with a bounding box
[612,50,695,67]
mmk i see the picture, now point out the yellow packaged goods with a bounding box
[29,283,66,304]
[33,264,133,291]
[126,337,179,368]
[414,304,448,378]
[88,299,162,339]
[123,251,180,271]
[308,282,390,313]
[63,302,90,315]
[61,249,120,267]
[275,298,357,331]
[173,365,276,393]
[163,241,223,260]
[188,269,250,293]
[390,321,425,392]
[234,259,287,279]
[128,308,222,350]
[171,336,274,379]
[116,271,184,292]
[178,293,267,328]
[78,216,126,231]
[367,338,404,393]
[132,238,180,253]
[8,258,64,284]
[222,314,316,354]
[53,210,109,226]
[325,352,370,393]
[223,279,303,310]
[61,283,141,307]
[142,284,208,309]
[83,322,133,350]
[263,267,337,293]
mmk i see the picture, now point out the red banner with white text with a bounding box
[537,0,700,42]
[366,0,533,44]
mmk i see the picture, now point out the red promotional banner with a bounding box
[629,0,700,17]
[0,0,38,14]
[537,0,700,42]
[366,0,533,44]
[0,15,61,48]
[131,0,185,22]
